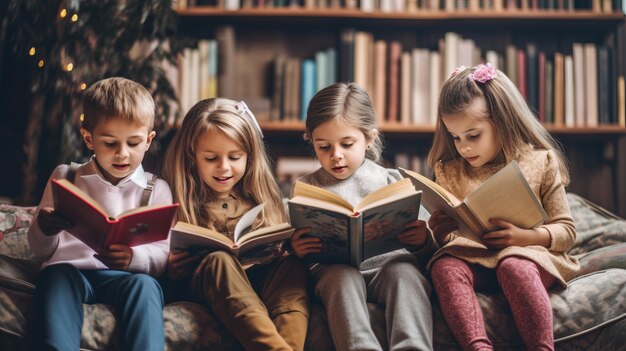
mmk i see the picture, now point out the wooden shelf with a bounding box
[545,125,626,134]
[177,8,625,27]
[260,121,626,134]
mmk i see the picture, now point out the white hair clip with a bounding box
[236,101,264,139]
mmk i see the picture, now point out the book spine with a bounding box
[350,215,363,268]
[339,29,355,83]
[216,25,236,99]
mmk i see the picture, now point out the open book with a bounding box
[288,178,422,268]
[169,203,295,265]
[51,178,178,253]
[399,161,548,242]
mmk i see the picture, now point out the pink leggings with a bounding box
[431,256,556,351]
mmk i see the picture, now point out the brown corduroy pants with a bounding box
[192,251,310,351]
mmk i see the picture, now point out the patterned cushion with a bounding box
[568,193,626,255]
[1,194,625,350]
[576,243,626,276]
[0,205,37,260]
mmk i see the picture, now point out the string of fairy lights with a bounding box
[28,8,79,71]
[27,7,88,122]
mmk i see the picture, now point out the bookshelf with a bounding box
[175,6,626,216]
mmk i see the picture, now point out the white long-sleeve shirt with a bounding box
[28,157,173,277]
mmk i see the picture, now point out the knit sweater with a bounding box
[429,149,580,287]
[299,159,436,273]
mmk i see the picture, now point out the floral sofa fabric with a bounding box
[1,194,625,350]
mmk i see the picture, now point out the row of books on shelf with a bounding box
[177,26,626,128]
[53,157,547,267]
[176,0,625,13]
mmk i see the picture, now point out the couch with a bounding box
[1,193,625,350]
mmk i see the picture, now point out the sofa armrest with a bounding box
[0,255,39,293]
[0,205,37,260]
[568,193,626,255]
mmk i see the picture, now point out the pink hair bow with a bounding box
[470,63,497,83]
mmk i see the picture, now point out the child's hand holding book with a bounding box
[480,218,551,249]
[290,227,322,259]
[94,244,133,270]
[36,207,73,236]
[166,250,204,281]
[428,210,458,246]
[397,220,430,247]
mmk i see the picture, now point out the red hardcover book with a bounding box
[51,178,179,252]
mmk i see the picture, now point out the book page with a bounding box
[399,168,460,206]
[233,203,265,244]
[289,196,355,216]
[465,161,548,232]
[358,189,420,213]
[356,178,418,210]
[238,222,293,246]
[172,221,234,248]
[292,181,354,211]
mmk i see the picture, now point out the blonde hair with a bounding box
[82,77,155,132]
[305,82,383,162]
[427,66,570,184]
[162,98,285,228]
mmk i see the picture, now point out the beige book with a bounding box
[493,0,504,12]
[572,43,586,127]
[553,53,564,127]
[458,38,475,68]
[400,52,412,125]
[505,44,518,87]
[583,43,598,127]
[444,32,460,77]
[564,55,575,127]
[373,40,387,122]
[485,50,500,70]
[399,161,548,243]
[411,48,430,125]
[170,204,294,266]
[198,40,211,100]
[354,32,371,98]
[592,0,602,12]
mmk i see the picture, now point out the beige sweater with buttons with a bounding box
[428,149,580,288]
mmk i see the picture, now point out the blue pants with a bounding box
[31,264,165,351]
